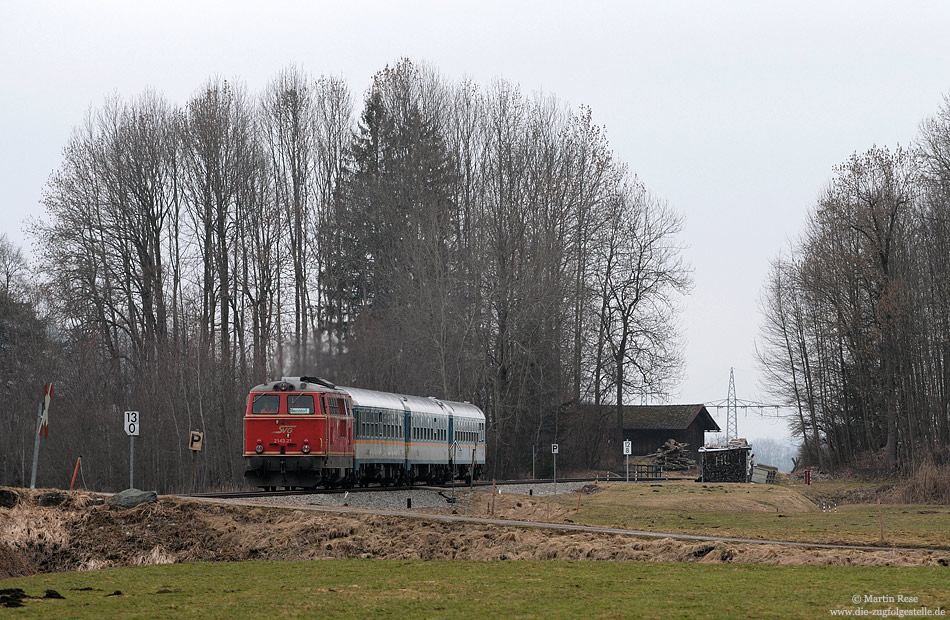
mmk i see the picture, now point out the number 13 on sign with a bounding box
[125,411,140,436]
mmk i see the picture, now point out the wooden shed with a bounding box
[619,404,720,456]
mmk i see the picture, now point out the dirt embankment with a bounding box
[1,488,948,580]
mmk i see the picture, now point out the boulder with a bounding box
[36,491,67,507]
[108,488,158,509]
[0,489,18,509]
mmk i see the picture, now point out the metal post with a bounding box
[29,402,42,489]
[532,444,536,479]
[129,435,134,489]
[626,454,629,483]
[189,450,197,495]
[553,452,557,496]
[449,441,457,503]
[69,457,81,490]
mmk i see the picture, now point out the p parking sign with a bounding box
[551,443,559,454]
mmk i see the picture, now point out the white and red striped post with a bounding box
[29,383,53,489]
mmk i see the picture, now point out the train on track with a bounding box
[243,376,485,489]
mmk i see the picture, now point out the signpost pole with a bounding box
[29,402,42,489]
[130,435,134,490]
[622,440,632,483]
[189,451,197,495]
[449,441,458,503]
[30,383,53,489]
[188,430,204,494]
[125,411,140,489]
[532,444,536,480]
[552,443,558,496]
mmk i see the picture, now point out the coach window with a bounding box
[251,394,280,414]
[287,394,315,415]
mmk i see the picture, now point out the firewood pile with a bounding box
[700,446,750,483]
[649,438,695,470]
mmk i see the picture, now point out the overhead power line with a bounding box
[706,367,781,441]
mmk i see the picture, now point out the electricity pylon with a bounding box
[707,368,781,441]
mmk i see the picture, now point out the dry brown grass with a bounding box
[1,487,949,580]
[891,460,950,504]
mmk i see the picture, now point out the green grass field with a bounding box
[0,560,947,619]
[558,482,950,548]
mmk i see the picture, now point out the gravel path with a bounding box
[193,490,949,555]
[258,481,590,511]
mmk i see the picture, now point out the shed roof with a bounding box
[619,404,720,432]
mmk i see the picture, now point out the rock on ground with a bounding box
[108,489,158,509]
[0,489,18,509]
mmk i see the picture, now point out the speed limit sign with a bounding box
[124,411,140,436]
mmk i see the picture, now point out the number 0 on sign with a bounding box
[124,411,140,436]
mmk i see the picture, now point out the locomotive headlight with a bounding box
[255,439,263,454]
[302,438,311,454]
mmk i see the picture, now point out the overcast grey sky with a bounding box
[3,0,950,442]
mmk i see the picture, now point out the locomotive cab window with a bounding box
[287,394,315,414]
[251,394,280,414]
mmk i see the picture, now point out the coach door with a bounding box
[401,398,411,468]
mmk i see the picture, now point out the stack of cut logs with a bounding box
[650,439,695,470]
